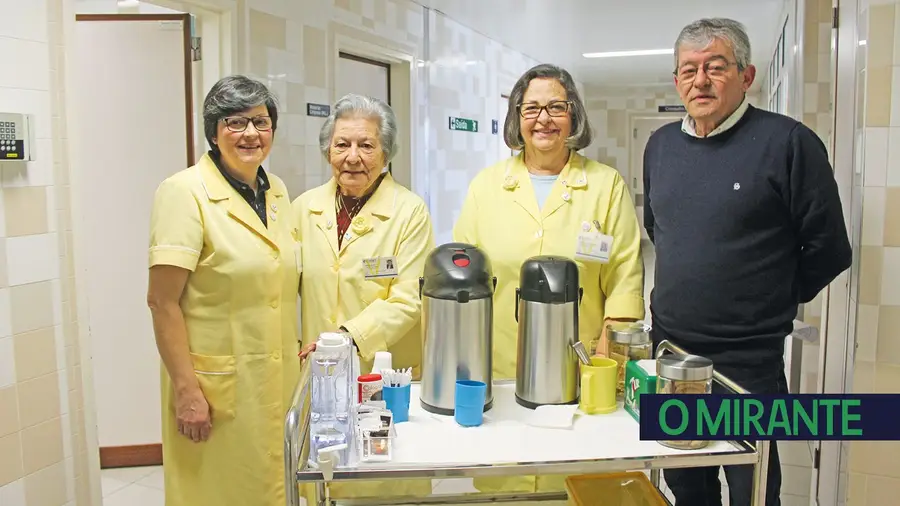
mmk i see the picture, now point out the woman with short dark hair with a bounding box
[147,75,301,506]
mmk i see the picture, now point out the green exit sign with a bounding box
[449,116,478,132]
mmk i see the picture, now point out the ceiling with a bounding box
[418,0,786,90]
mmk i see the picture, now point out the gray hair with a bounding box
[503,64,593,151]
[674,18,752,71]
[203,75,279,154]
[319,94,399,163]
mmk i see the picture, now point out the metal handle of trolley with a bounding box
[284,366,311,506]
[653,339,770,506]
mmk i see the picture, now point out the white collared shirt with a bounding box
[681,96,750,138]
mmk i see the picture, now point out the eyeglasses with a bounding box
[222,115,273,132]
[674,60,739,82]
[518,100,572,119]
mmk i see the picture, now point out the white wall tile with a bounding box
[0,89,52,139]
[0,478,26,506]
[782,464,814,496]
[881,247,900,305]
[855,304,880,363]
[864,127,889,187]
[0,36,50,91]
[5,233,60,286]
[285,114,306,145]
[888,127,900,187]
[862,186,886,245]
[0,0,48,43]
[0,138,55,188]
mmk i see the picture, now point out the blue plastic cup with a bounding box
[454,380,487,427]
[382,384,411,423]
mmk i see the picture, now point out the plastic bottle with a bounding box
[309,332,354,466]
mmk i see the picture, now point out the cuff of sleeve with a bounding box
[604,293,645,321]
[341,319,383,362]
[149,247,199,271]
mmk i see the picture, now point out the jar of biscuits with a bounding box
[656,353,714,450]
[605,322,652,400]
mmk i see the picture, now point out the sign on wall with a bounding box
[307,103,331,117]
[449,116,478,133]
[658,105,686,113]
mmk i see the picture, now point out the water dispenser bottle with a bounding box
[309,332,356,469]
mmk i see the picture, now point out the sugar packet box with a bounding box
[624,359,658,422]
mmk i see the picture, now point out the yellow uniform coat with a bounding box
[294,173,435,500]
[149,154,302,506]
[453,152,645,493]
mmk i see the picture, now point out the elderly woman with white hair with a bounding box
[294,92,435,501]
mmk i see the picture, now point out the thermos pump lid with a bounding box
[518,256,580,303]
[421,242,494,302]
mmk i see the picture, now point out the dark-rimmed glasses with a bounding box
[222,115,273,132]
[518,100,572,119]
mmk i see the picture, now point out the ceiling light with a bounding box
[583,48,674,58]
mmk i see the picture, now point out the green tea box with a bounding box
[624,359,658,422]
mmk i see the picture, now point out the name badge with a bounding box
[575,232,613,263]
[362,256,399,279]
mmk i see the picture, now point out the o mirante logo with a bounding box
[639,394,899,441]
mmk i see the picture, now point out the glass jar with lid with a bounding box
[604,321,652,399]
[656,353,714,450]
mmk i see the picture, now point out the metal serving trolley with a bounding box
[284,340,771,506]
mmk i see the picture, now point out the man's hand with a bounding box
[174,386,211,442]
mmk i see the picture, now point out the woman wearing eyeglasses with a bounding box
[453,64,646,495]
[146,75,302,506]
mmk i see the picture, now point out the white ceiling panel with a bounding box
[417,0,787,89]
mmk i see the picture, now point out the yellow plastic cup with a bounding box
[580,357,618,414]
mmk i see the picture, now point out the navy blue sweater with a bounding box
[643,105,852,368]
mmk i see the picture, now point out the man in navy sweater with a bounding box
[643,18,852,506]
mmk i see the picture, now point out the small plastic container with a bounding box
[606,322,652,400]
[356,416,397,462]
[565,471,667,506]
[455,380,487,427]
[358,374,383,403]
[382,384,411,423]
[656,353,714,450]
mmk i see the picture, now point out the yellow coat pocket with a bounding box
[191,353,237,421]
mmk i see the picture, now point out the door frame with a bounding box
[336,51,394,174]
[815,0,860,504]
[331,26,420,194]
[70,13,196,470]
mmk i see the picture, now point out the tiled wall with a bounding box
[583,85,762,185]
[583,85,683,173]
[425,11,549,244]
[232,0,553,245]
[846,1,900,503]
[0,0,96,505]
